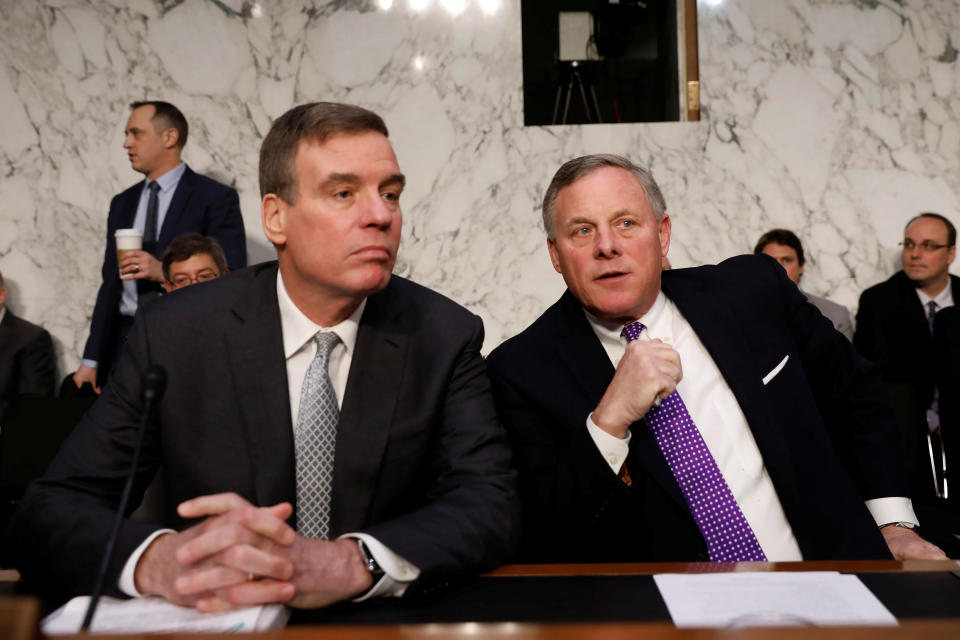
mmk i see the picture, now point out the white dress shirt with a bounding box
[583,291,917,561]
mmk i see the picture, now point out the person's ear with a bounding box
[262,194,288,247]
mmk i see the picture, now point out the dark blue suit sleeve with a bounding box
[200,186,246,270]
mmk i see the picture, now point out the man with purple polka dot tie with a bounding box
[488,153,947,564]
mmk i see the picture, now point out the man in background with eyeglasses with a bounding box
[855,212,960,554]
[162,233,228,292]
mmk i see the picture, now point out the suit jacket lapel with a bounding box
[553,291,689,512]
[661,272,800,506]
[225,264,296,509]
[119,183,143,228]
[554,291,617,402]
[330,280,407,534]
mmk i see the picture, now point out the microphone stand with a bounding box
[81,366,167,631]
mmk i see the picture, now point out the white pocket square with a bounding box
[762,355,789,386]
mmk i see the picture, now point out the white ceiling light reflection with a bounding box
[477,0,500,15]
[409,0,429,12]
[377,0,393,9]
[249,2,263,17]
[412,55,426,71]
[704,0,724,6]
[440,0,466,15]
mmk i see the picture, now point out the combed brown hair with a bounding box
[754,229,805,266]
[259,102,389,202]
[162,233,228,281]
[541,154,667,241]
[131,100,189,149]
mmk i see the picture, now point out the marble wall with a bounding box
[1,0,958,378]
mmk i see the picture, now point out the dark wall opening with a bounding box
[522,0,679,126]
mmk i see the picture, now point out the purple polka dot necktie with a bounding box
[622,321,767,562]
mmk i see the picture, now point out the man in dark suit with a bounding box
[934,306,960,514]
[72,101,246,392]
[855,213,959,548]
[160,232,229,292]
[9,102,517,609]
[0,270,55,417]
[753,228,854,340]
[487,154,945,563]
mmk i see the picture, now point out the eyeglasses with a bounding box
[900,240,951,253]
[170,270,219,288]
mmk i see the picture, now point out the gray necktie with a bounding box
[294,331,340,539]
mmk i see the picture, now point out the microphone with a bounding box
[81,365,167,632]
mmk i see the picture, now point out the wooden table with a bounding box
[4,560,959,639]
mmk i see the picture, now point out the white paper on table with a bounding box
[653,571,898,628]
[42,595,290,634]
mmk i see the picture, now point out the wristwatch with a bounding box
[356,539,386,582]
[880,521,917,530]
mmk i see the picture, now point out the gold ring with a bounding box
[134,265,140,273]
[248,572,255,582]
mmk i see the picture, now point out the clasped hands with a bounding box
[592,338,682,440]
[134,493,372,611]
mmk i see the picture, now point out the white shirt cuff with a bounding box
[865,497,919,528]
[118,529,176,597]
[338,533,420,601]
[586,413,632,475]
[81,359,98,370]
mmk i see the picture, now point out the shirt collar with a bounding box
[584,290,670,347]
[146,162,186,194]
[916,280,954,309]
[276,271,364,360]
[0,306,6,325]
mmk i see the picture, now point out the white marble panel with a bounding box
[0,0,958,379]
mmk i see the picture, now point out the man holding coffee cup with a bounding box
[72,101,246,392]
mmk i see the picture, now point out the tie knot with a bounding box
[148,181,160,193]
[313,331,340,355]
[621,321,645,342]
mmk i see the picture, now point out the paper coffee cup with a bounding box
[115,229,142,277]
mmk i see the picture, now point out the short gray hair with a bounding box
[541,154,667,241]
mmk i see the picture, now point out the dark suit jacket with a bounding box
[82,165,247,385]
[0,310,55,411]
[487,255,903,563]
[10,263,518,599]
[933,306,960,513]
[854,271,960,503]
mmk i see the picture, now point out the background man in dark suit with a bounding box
[753,228,854,340]
[487,154,945,564]
[72,100,246,392]
[0,269,55,417]
[161,232,229,292]
[855,213,959,551]
[10,102,517,609]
